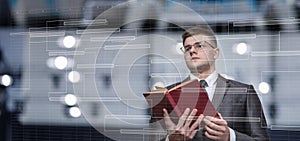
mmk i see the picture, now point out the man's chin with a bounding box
[187,64,210,72]
[187,64,201,71]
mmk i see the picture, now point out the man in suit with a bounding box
[150,25,269,141]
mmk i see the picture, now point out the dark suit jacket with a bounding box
[149,74,270,141]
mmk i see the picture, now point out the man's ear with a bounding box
[213,48,219,60]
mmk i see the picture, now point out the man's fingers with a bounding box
[186,114,204,139]
[204,116,216,121]
[217,112,223,119]
[163,108,176,132]
[205,125,223,136]
[204,116,227,126]
[204,124,229,141]
[163,108,168,116]
[203,117,224,132]
[203,115,229,141]
[163,108,171,121]
[204,131,219,141]
[183,109,197,129]
[189,114,203,130]
[176,108,190,130]
[203,117,227,134]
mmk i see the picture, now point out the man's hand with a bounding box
[203,113,230,141]
[163,108,204,141]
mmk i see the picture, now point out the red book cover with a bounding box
[143,79,218,121]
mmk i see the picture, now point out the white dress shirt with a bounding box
[189,71,218,101]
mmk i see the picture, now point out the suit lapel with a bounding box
[212,74,228,110]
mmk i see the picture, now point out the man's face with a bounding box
[183,34,219,73]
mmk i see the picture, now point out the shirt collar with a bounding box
[189,71,218,87]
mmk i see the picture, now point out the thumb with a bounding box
[217,112,223,119]
[163,108,176,131]
[163,109,172,122]
[163,108,169,117]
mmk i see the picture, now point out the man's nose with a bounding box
[189,46,197,54]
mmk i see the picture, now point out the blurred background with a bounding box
[1,0,300,140]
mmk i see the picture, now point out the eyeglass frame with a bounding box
[180,41,216,53]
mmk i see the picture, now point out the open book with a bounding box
[143,79,218,121]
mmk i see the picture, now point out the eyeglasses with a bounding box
[180,41,215,53]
